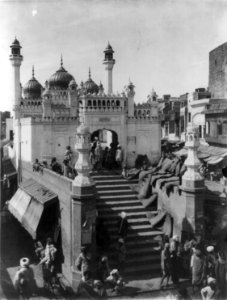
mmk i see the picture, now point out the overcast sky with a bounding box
[1,0,227,112]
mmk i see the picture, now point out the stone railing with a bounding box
[80,106,124,113]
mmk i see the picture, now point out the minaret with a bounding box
[103,42,115,95]
[9,37,23,119]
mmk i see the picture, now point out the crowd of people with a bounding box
[32,139,124,178]
[13,237,69,299]
[75,211,129,298]
[159,234,227,299]
[89,137,123,172]
[32,145,77,179]
[75,247,125,299]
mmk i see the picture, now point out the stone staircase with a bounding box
[92,173,163,279]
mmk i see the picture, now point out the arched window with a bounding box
[98,100,101,107]
[116,100,120,107]
[102,100,106,107]
[93,100,97,107]
[111,100,115,106]
[88,100,91,106]
[217,121,223,135]
[107,101,110,107]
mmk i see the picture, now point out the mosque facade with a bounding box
[10,38,161,169]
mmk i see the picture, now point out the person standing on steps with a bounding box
[116,145,123,170]
[117,212,128,241]
[160,243,172,289]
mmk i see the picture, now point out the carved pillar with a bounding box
[71,123,96,290]
[180,123,205,239]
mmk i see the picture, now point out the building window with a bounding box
[10,130,14,141]
[188,113,191,122]
[223,121,227,135]
[217,122,223,135]
[206,121,210,135]
[199,125,202,138]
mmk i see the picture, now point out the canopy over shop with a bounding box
[8,178,59,240]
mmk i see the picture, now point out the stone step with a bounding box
[126,239,160,249]
[111,230,162,241]
[92,175,123,179]
[94,179,128,185]
[96,200,141,207]
[97,189,135,195]
[125,254,161,266]
[98,206,145,215]
[124,263,161,277]
[96,185,132,191]
[127,246,161,257]
[103,217,151,226]
[108,223,153,233]
[98,211,148,219]
[98,194,138,200]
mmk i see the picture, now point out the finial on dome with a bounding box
[89,67,91,79]
[32,65,34,78]
[60,54,63,67]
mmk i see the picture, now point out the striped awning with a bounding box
[8,179,57,239]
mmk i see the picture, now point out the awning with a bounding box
[8,188,31,223]
[8,178,57,239]
[207,157,224,165]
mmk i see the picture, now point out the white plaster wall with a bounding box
[20,120,32,162]
[136,122,161,165]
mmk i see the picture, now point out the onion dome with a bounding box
[83,68,99,94]
[48,55,74,90]
[23,66,42,99]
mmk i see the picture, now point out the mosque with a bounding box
[10,38,161,170]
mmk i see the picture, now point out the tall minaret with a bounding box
[9,37,23,119]
[103,42,115,95]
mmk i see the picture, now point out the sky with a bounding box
[1,0,227,112]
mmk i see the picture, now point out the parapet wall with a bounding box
[153,180,186,237]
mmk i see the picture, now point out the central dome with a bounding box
[48,57,74,90]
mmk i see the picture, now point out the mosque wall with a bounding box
[18,120,79,165]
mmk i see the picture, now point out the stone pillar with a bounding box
[126,81,135,118]
[180,123,205,239]
[71,123,96,291]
